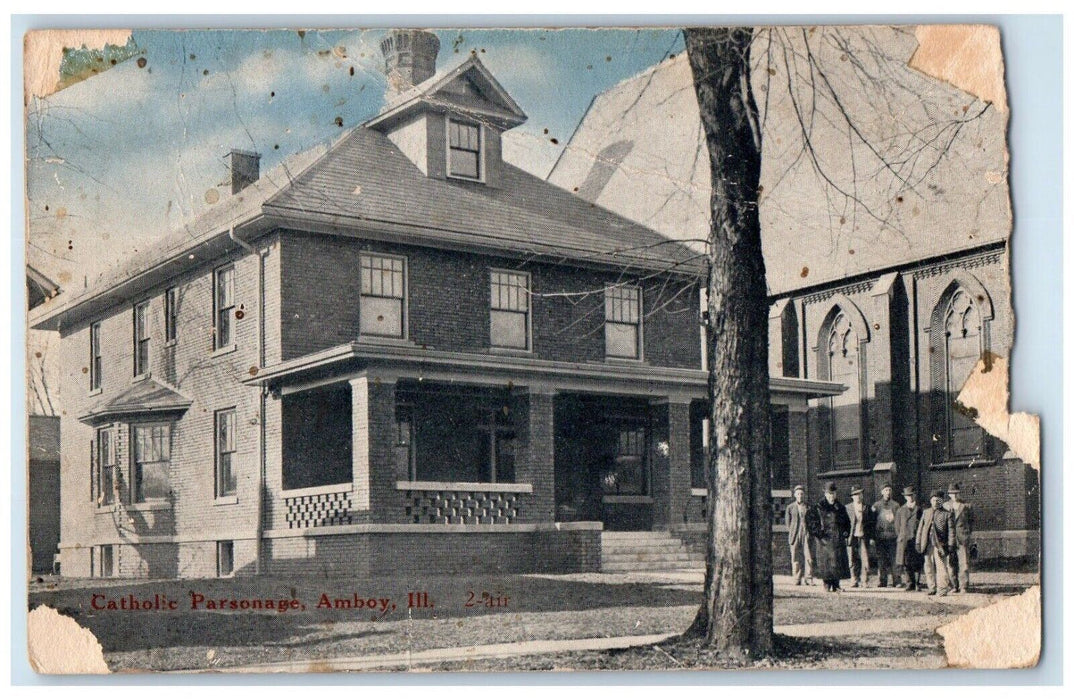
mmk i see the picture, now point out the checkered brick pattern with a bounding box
[285,490,354,529]
[404,489,522,525]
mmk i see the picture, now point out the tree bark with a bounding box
[683,27,773,659]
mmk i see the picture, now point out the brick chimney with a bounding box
[380,29,440,98]
[229,149,260,194]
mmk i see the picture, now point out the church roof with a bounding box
[548,28,1010,296]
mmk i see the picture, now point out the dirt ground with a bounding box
[27,571,1005,672]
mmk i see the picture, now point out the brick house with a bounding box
[31,30,841,579]
[549,31,1039,561]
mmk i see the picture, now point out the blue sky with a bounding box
[26,27,684,286]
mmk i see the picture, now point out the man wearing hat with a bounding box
[871,484,901,587]
[805,481,852,592]
[845,485,875,587]
[784,485,813,585]
[895,486,925,591]
[915,489,956,596]
[944,483,975,593]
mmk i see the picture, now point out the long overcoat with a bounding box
[806,498,852,580]
[895,503,924,572]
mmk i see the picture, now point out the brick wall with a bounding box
[278,232,702,368]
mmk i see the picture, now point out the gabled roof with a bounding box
[78,379,192,425]
[365,55,527,131]
[26,265,59,309]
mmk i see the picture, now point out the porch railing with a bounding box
[397,481,534,525]
[283,483,355,529]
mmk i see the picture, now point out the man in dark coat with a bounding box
[845,485,875,587]
[895,486,924,591]
[916,489,956,596]
[871,483,900,587]
[784,484,813,585]
[945,483,974,593]
[806,481,852,592]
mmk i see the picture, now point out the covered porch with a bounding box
[253,342,844,533]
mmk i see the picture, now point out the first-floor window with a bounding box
[217,540,234,577]
[96,427,116,506]
[215,409,237,497]
[606,423,648,495]
[100,545,114,578]
[133,423,171,502]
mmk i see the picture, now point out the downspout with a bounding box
[229,226,267,575]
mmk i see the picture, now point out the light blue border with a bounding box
[9,13,1062,686]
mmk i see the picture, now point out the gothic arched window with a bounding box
[826,311,862,469]
[933,288,986,461]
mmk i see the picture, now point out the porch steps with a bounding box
[600,531,704,572]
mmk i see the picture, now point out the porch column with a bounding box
[786,404,810,499]
[516,388,556,523]
[651,398,691,529]
[350,374,400,519]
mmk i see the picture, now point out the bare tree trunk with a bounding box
[683,26,773,659]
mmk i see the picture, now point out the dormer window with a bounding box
[448,119,481,180]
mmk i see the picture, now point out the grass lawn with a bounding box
[29,574,975,672]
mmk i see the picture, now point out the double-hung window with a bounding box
[214,265,235,350]
[133,424,171,502]
[490,270,530,350]
[89,322,102,391]
[96,427,116,506]
[605,285,643,359]
[215,409,237,498]
[165,287,178,343]
[133,301,150,376]
[448,119,481,179]
[359,254,406,338]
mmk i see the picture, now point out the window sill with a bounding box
[446,173,485,185]
[127,501,171,512]
[164,339,178,348]
[603,356,647,365]
[214,495,239,506]
[131,372,152,384]
[930,459,996,470]
[88,387,103,397]
[487,346,532,356]
[601,495,653,505]
[690,488,708,497]
[817,468,872,477]
[355,335,415,348]
[211,344,237,358]
[396,480,533,494]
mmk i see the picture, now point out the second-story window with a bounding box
[165,287,178,343]
[133,301,150,377]
[359,254,406,338]
[89,322,102,391]
[448,119,481,179]
[605,285,642,359]
[490,270,530,350]
[214,265,235,350]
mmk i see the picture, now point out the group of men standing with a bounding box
[784,481,973,596]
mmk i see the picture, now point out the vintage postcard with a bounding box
[24,24,1042,673]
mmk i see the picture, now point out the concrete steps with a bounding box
[600,531,704,572]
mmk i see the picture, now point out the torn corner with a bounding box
[28,605,110,674]
[937,586,1041,668]
[956,352,1040,470]
[24,29,135,103]
[908,25,1008,113]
